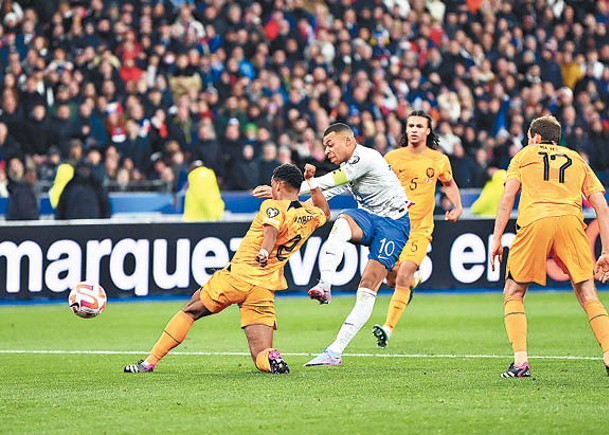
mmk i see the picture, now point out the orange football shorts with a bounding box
[199,268,276,328]
[396,231,432,268]
[506,215,594,286]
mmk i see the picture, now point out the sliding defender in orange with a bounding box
[124,164,329,374]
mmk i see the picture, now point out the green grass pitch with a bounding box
[1,291,608,434]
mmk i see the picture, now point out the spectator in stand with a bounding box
[149,108,169,154]
[0,163,8,198]
[168,102,195,151]
[190,119,224,182]
[86,146,105,184]
[0,121,21,163]
[0,90,25,145]
[258,141,281,186]
[24,103,52,159]
[55,160,111,220]
[75,99,108,148]
[588,118,609,185]
[222,117,245,173]
[449,141,478,188]
[38,146,61,190]
[51,104,80,159]
[165,140,188,192]
[228,144,259,191]
[20,75,46,115]
[103,146,121,185]
[123,118,152,172]
[169,53,202,100]
[66,139,84,166]
[437,121,460,156]
[6,157,39,221]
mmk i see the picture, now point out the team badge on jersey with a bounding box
[426,167,435,178]
[266,207,280,218]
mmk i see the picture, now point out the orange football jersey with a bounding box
[385,147,453,237]
[230,199,326,290]
[506,143,605,227]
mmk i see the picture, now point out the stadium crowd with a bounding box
[0,0,608,209]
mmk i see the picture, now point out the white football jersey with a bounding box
[301,145,410,219]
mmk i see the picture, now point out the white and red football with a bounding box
[68,282,107,319]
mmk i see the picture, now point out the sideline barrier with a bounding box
[0,190,485,217]
[1,218,601,300]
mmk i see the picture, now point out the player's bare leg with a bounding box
[244,324,290,374]
[305,259,386,366]
[573,278,609,375]
[124,290,210,373]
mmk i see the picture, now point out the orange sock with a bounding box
[255,348,275,372]
[504,297,527,354]
[384,286,412,330]
[147,311,195,365]
[583,299,609,354]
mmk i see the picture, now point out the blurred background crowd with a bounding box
[0,0,608,213]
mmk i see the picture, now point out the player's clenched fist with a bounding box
[256,248,269,267]
[304,164,316,180]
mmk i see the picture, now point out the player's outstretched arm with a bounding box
[490,179,520,271]
[442,179,463,222]
[588,192,609,282]
[304,164,331,221]
[299,170,341,196]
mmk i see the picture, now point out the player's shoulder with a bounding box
[354,144,383,160]
[384,148,406,167]
[291,201,327,225]
[259,199,288,214]
[384,148,401,160]
[561,145,585,161]
[261,198,281,208]
[343,145,381,171]
[300,200,323,214]
[425,147,450,162]
[511,144,536,160]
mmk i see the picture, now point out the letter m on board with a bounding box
[0,241,43,293]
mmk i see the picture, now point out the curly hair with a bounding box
[272,163,304,190]
[398,110,440,150]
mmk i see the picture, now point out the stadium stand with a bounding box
[0,0,608,219]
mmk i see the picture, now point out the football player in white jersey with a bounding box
[254,123,412,366]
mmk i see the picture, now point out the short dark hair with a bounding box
[272,163,304,190]
[323,123,353,138]
[528,115,561,143]
[399,110,440,150]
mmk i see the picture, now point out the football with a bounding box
[68,282,107,319]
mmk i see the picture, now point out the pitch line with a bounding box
[0,349,602,361]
